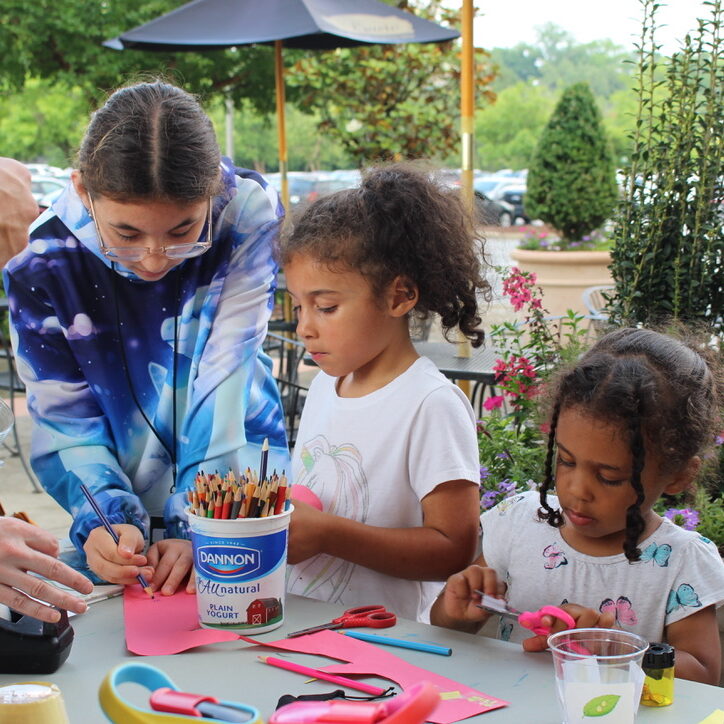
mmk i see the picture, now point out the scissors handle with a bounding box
[519,605,575,636]
[338,605,386,618]
[340,611,397,629]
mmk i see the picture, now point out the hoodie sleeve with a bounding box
[2,262,150,555]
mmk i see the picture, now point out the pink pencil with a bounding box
[258,655,387,696]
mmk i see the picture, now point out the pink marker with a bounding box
[258,655,387,696]
[290,484,323,511]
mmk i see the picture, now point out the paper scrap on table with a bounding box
[123,587,240,655]
[697,711,724,724]
[238,629,508,723]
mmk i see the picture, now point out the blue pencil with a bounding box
[79,483,154,599]
[340,630,452,656]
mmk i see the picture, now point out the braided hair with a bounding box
[279,162,490,347]
[538,327,721,561]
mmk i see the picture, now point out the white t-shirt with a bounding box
[286,356,480,621]
[482,491,724,644]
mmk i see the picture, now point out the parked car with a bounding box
[38,186,65,212]
[474,176,531,224]
[496,185,530,225]
[30,176,66,205]
[474,192,515,227]
[266,170,361,207]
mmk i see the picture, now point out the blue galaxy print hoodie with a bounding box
[3,160,290,562]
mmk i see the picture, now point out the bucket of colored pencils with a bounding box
[187,463,292,634]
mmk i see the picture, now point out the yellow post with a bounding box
[456,0,475,393]
[274,40,290,214]
[274,40,293,323]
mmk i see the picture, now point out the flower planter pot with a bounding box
[509,248,613,318]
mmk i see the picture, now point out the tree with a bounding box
[609,0,724,330]
[207,101,354,172]
[285,2,496,164]
[525,82,618,244]
[0,0,277,112]
[0,80,87,165]
[474,83,555,170]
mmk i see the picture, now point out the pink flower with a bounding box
[483,395,505,411]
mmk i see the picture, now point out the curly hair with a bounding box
[538,326,722,562]
[279,162,491,346]
[76,80,222,202]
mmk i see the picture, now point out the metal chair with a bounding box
[582,285,615,331]
[263,330,309,448]
[0,301,43,492]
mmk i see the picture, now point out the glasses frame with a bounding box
[87,195,213,262]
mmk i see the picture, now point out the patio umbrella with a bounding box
[105,0,459,209]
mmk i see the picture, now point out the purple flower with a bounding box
[479,466,490,481]
[481,490,498,510]
[664,507,700,531]
[497,479,516,494]
[496,452,510,460]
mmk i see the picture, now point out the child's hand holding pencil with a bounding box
[82,522,153,592]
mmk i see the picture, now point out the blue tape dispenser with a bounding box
[0,606,74,674]
[99,662,262,723]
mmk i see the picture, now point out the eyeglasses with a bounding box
[88,195,213,262]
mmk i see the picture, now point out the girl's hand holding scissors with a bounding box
[431,561,506,634]
[519,602,616,652]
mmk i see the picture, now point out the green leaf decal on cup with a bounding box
[582,694,621,717]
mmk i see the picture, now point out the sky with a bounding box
[474,0,711,55]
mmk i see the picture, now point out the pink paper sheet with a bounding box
[123,587,240,655]
[239,630,508,723]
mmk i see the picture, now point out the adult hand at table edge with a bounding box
[0,517,93,622]
[0,157,37,267]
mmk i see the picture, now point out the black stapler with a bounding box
[0,607,74,674]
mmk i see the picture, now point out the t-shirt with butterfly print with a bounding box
[481,492,724,645]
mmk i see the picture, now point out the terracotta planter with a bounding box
[510,248,613,318]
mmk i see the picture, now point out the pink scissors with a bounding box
[288,605,397,638]
[475,592,575,635]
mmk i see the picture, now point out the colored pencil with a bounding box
[79,483,154,599]
[339,630,452,656]
[257,656,387,696]
[259,437,269,484]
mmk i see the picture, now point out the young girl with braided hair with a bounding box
[283,162,489,621]
[431,327,724,684]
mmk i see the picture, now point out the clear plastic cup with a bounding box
[548,628,649,724]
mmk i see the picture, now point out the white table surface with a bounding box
[0,594,721,723]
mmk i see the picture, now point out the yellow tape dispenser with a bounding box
[99,662,262,723]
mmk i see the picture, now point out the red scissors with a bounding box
[288,605,397,638]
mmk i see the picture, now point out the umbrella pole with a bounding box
[274,40,294,324]
[275,40,290,214]
[455,0,474,380]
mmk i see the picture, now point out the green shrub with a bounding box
[525,82,618,246]
[609,0,724,330]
